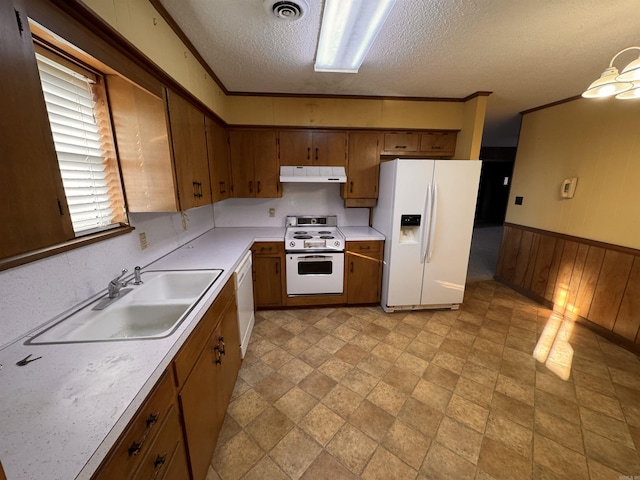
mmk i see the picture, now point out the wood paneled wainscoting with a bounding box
[495,223,640,353]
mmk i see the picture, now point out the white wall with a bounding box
[0,206,214,348]
[213,183,369,227]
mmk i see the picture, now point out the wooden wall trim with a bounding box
[519,95,583,116]
[495,223,640,355]
[504,222,640,257]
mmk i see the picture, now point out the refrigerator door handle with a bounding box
[426,183,438,263]
[420,184,431,264]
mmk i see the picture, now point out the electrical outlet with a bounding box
[139,232,148,250]
[269,208,276,218]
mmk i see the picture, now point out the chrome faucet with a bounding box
[133,266,143,285]
[108,268,128,298]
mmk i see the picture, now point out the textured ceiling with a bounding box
[157,0,640,147]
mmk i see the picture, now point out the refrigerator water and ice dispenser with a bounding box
[400,214,421,244]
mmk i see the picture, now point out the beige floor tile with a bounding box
[242,456,289,480]
[260,346,294,369]
[609,366,640,391]
[216,413,242,448]
[253,372,294,403]
[322,384,364,418]
[245,405,294,451]
[318,357,353,382]
[335,343,367,365]
[579,405,635,449]
[405,339,438,361]
[477,437,531,480]
[282,336,313,356]
[454,376,494,408]
[446,326,477,346]
[238,360,275,386]
[298,370,337,400]
[571,369,616,397]
[339,367,379,397]
[420,442,477,479]
[371,342,404,363]
[348,332,380,352]
[348,399,395,442]
[274,386,318,423]
[361,446,418,480]
[586,458,626,480]
[439,338,472,360]
[491,393,534,430]
[297,344,331,368]
[446,394,489,433]
[575,385,625,421]
[432,351,466,374]
[394,351,430,377]
[398,397,443,438]
[533,433,588,480]
[394,322,421,339]
[326,423,378,475]
[500,359,536,386]
[270,427,322,480]
[534,409,584,454]
[316,334,346,353]
[383,330,412,350]
[485,412,532,458]
[436,416,483,464]
[357,354,393,379]
[422,364,460,392]
[535,370,576,401]
[495,374,534,406]
[227,389,270,427]
[296,326,327,345]
[412,378,452,412]
[535,389,581,425]
[314,317,340,334]
[367,381,408,416]
[383,365,420,394]
[363,322,391,340]
[211,431,264,480]
[382,420,431,470]
[299,403,345,446]
[332,323,359,342]
[299,451,359,480]
[416,330,445,348]
[461,361,498,389]
[278,357,314,384]
[473,336,505,357]
[467,348,503,372]
[583,429,640,474]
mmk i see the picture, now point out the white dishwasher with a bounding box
[235,251,255,358]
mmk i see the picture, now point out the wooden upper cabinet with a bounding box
[344,132,380,202]
[107,76,179,212]
[279,130,347,166]
[0,0,74,260]
[229,129,280,198]
[420,132,456,156]
[166,90,212,210]
[381,131,457,157]
[206,117,232,203]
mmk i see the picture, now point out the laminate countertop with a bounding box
[0,226,384,480]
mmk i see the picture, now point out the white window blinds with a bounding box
[35,50,126,235]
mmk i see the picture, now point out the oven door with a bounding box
[286,252,344,295]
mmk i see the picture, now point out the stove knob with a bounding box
[334,241,340,247]
[289,241,296,248]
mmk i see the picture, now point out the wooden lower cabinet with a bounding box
[252,242,285,307]
[346,241,383,304]
[92,277,241,480]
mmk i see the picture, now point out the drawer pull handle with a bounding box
[154,453,167,469]
[127,410,161,456]
[214,345,222,364]
[394,145,407,149]
[218,336,226,356]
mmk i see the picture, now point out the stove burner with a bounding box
[320,235,334,239]
[318,231,332,234]
[294,231,308,235]
[293,235,312,240]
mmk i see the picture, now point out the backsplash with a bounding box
[213,183,369,227]
[0,205,214,349]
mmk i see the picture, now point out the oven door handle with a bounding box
[297,255,334,260]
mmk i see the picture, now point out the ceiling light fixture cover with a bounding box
[314,0,396,73]
[582,46,640,99]
[264,0,308,21]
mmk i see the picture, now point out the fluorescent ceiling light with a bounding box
[314,0,396,73]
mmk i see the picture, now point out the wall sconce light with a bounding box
[582,46,640,99]
[314,0,396,73]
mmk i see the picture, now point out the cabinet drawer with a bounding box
[132,405,185,480]
[251,242,284,255]
[382,133,420,154]
[347,241,382,256]
[92,370,175,479]
[173,277,235,387]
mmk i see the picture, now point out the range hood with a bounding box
[279,166,347,183]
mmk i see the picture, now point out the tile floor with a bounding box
[207,280,640,480]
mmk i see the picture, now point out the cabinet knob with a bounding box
[153,453,167,469]
[350,181,353,193]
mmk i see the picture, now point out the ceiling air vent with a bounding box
[264,0,308,21]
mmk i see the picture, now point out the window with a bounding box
[35,45,127,235]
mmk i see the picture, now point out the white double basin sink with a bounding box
[27,270,223,344]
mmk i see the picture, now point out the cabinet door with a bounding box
[178,326,225,480]
[252,130,280,198]
[206,117,232,202]
[166,90,212,210]
[253,256,283,307]
[313,131,347,166]
[0,0,74,260]
[229,129,256,197]
[346,132,380,199]
[347,241,382,304]
[279,130,312,166]
[382,132,420,155]
[420,132,456,156]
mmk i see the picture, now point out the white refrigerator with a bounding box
[372,159,482,312]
